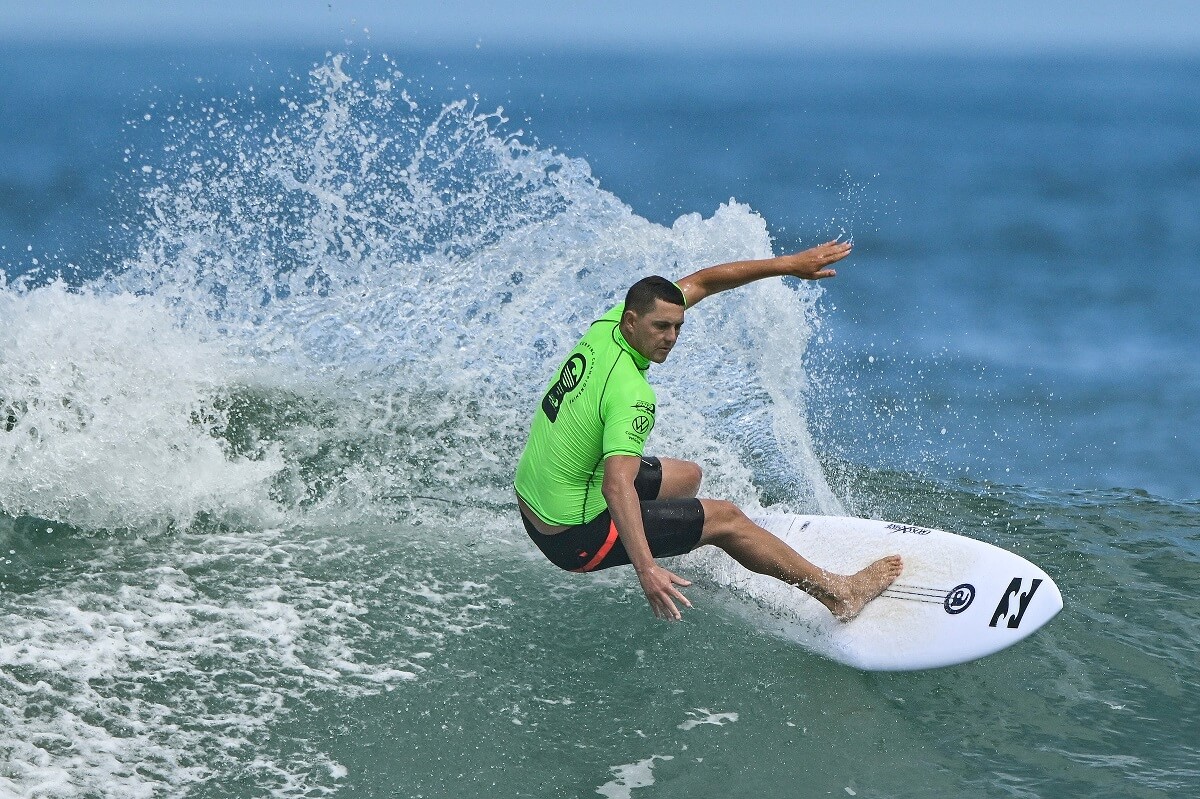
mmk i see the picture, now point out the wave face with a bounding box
[1,52,834,533]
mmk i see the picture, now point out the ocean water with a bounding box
[1,43,1198,798]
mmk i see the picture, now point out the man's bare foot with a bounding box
[817,555,904,622]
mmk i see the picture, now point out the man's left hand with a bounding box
[780,240,853,280]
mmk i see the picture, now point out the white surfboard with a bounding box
[729,515,1063,671]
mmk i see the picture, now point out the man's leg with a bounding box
[657,458,702,499]
[697,499,902,621]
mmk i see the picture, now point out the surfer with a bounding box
[515,241,902,621]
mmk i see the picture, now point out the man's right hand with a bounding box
[604,455,694,621]
[637,563,693,621]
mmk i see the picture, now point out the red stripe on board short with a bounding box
[571,520,619,573]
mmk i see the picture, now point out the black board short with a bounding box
[519,456,706,572]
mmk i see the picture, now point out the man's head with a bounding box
[621,276,686,364]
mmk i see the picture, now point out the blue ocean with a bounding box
[1,43,1197,798]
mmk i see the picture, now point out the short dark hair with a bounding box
[624,276,685,316]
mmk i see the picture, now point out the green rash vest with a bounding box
[515,302,659,526]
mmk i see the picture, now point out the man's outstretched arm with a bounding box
[676,240,852,308]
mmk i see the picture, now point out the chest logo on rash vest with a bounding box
[542,354,587,422]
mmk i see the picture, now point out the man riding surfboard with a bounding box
[515,241,902,621]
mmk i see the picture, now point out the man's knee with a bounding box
[678,460,702,496]
[660,458,703,499]
[699,499,753,547]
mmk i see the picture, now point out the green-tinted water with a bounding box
[4,482,1195,797]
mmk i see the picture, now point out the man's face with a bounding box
[622,298,685,364]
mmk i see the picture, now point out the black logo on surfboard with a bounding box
[989,578,1043,629]
[943,583,976,614]
[885,523,932,536]
[541,354,587,422]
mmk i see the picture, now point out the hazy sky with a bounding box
[5,0,1200,53]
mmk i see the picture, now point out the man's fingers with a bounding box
[650,592,683,621]
[667,584,693,608]
[787,242,851,280]
[643,568,693,620]
[667,572,693,608]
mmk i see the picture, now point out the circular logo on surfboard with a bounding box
[944,583,976,614]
